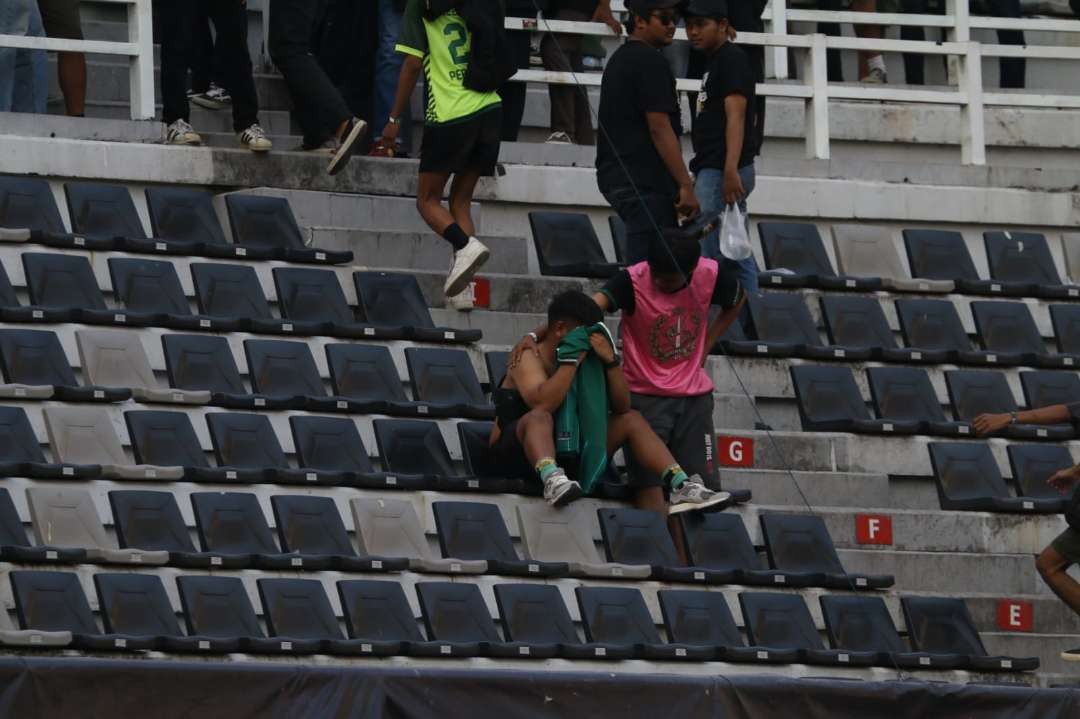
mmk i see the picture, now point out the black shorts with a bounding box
[626,392,717,489]
[419,107,502,176]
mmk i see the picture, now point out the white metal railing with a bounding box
[0,0,153,120]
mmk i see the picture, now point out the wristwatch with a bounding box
[1009,411,1019,424]
[603,357,621,370]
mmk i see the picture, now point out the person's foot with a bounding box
[1063,647,1080,662]
[861,67,887,84]
[444,237,490,297]
[546,131,572,144]
[668,476,733,515]
[166,119,202,146]
[543,470,582,507]
[191,83,232,110]
[327,117,368,175]
[238,124,273,153]
[446,283,475,312]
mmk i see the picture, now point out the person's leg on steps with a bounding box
[448,170,482,237]
[207,0,260,133]
[158,0,196,127]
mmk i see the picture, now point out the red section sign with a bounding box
[996,600,1033,632]
[717,436,754,468]
[855,514,893,545]
[471,278,490,308]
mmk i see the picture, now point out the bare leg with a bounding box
[852,0,883,80]
[1036,546,1080,616]
[448,170,482,237]
[515,409,556,467]
[415,170,455,236]
[57,52,86,116]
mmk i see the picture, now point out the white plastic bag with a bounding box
[719,204,752,261]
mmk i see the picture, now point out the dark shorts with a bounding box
[39,0,83,40]
[419,107,503,176]
[626,392,717,489]
[1051,526,1080,564]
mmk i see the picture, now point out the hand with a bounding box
[593,7,623,35]
[380,121,400,145]
[722,168,745,205]
[727,25,737,41]
[676,184,701,221]
[589,332,616,364]
[972,413,1011,437]
[508,333,540,370]
[1048,465,1080,494]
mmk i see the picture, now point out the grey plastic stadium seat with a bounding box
[75,329,210,405]
[0,174,67,242]
[224,193,352,264]
[831,224,953,293]
[819,595,961,670]
[0,328,131,401]
[658,589,798,664]
[432,501,568,577]
[515,503,651,579]
[984,231,1077,300]
[0,406,100,480]
[901,596,1039,671]
[758,222,881,291]
[528,211,620,278]
[271,495,407,572]
[575,585,715,661]
[350,497,487,574]
[945,370,1073,440]
[354,271,482,343]
[0,485,87,564]
[928,442,1063,513]
[739,592,878,667]
[791,365,921,435]
[26,487,168,564]
[1006,444,1075,501]
[43,406,184,480]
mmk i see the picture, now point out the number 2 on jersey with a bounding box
[444,22,468,65]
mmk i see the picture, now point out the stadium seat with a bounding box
[176,575,310,654]
[144,186,240,257]
[373,418,475,491]
[43,406,183,480]
[224,193,352,264]
[1050,304,1080,355]
[758,222,881,290]
[0,486,85,564]
[738,592,878,667]
[1019,370,1080,411]
[528,211,620,278]
[1006,444,1075,501]
[515,502,651,579]
[679,512,807,587]
[354,271,482,343]
[432,501,568,577]
[206,412,311,485]
[723,293,869,360]
[984,231,1078,300]
[243,338,326,409]
[596,507,728,583]
[866,366,972,436]
[0,405,99,479]
[928,442,1064,512]
[895,298,1007,366]
[0,262,28,318]
[904,228,1027,296]
[493,583,633,660]
[191,490,330,570]
[972,301,1076,368]
[26,487,168,564]
[76,329,209,405]
[484,350,509,391]
[288,415,395,488]
[125,410,225,481]
[900,596,1039,671]
[404,347,494,419]
[255,578,369,655]
[349,497,487,574]
[162,334,286,409]
[608,215,627,264]
[792,365,921,435]
[417,581,543,659]
[63,182,143,250]
[945,369,1073,440]
[324,342,414,415]
[10,570,156,651]
[271,494,407,571]
[273,267,384,339]
[831,224,953,293]
[820,295,927,363]
[332,580,415,656]
[575,586,714,661]
[819,595,961,669]
[658,589,799,663]
[0,174,69,243]
[759,513,894,589]
[24,252,156,327]
[0,328,130,401]
[192,262,323,335]
[457,420,525,490]
[107,257,240,332]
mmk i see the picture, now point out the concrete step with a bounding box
[309,228,532,276]
[73,95,294,136]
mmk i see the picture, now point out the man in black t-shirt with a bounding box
[596,0,699,264]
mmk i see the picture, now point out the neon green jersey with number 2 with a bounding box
[395,0,501,126]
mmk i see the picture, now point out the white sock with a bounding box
[868,55,886,73]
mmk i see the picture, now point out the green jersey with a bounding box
[396,0,501,126]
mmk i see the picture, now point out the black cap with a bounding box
[683,0,729,18]
[625,0,685,14]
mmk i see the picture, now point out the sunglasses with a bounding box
[651,12,679,25]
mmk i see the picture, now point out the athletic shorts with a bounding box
[419,106,502,176]
[1051,526,1080,564]
[38,0,83,40]
[626,392,718,490]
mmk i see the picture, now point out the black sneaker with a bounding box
[326,117,367,175]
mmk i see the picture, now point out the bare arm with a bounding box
[702,297,746,365]
[510,349,579,413]
[721,95,748,204]
[380,54,422,142]
[973,404,1073,436]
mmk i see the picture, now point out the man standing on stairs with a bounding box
[380,0,503,310]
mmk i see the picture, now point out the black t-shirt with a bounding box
[550,0,598,14]
[600,265,744,315]
[596,40,682,196]
[689,42,757,173]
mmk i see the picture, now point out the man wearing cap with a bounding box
[596,0,699,264]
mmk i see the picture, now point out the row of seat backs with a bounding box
[928,441,1075,509]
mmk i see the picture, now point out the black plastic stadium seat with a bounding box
[373,418,476,491]
[0,175,68,243]
[417,581,550,659]
[337,579,452,658]
[819,595,962,670]
[144,186,240,257]
[928,442,1063,513]
[162,334,287,409]
[723,293,869,360]
[901,596,1039,671]
[324,343,409,415]
[972,300,1076,369]
[432,501,567,577]
[456,421,529,494]
[405,347,494,419]
[758,222,881,291]
[1006,444,1075,501]
[820,295,928,363]
[1019,370,1080,411]
[1049,304,1080,355]
[575,586,714,661]
[596,507,728,584]
[64,182,148,252]
[191,491,331,570]
[354,271,482,344]
[945,369,1073,440]
[791,365,920,435]
[759,513,894,589]
[484,351,509,392]
[177,575,313,655]
[680,512,812,587]
[243,339,327,410]
[528,211,620,278]
[867,367,973,437]
[225,193,352,264]
[22,252,154,326]
[659,589,799,664]
[984,231,1079,300]
[0,406,98,480]
[0,329,130,402]
[739,592,878,667]
[903,228,1027,296]
[192,263,322,335]
[206,412,312,485]
[608,215,628,264]
[272,267,386,339]
[895,298,1009,366]
[124,410,219,481]
[272,495,407,572]
[288,415,396,489]
[256,578,374,656]
[0,487,86,564]
[107,257,240,332]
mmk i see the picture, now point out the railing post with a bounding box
[772,0,790,80]
[128,0,155,120]
[945,0,969,85]
[959,42,986,165]
[801,34,830,160]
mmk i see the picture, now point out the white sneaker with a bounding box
[861,67,887,84]
[166,119,202,146]
[446,283,475,312]
[668,475,732,515]
[191,83,232,110]
[327,117,368,175]
[546,131,572,144]
[1063,647,1080,662]
[444,237,490,297]
[543,470,582,507]
[238,124,273,152]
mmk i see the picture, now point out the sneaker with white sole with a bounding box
[238,124,273,152]
[166,119,202,146]
[327,117,367,175]
[668,476,732,515]
[191,83,232,110]
[546,131,572,144]
[1063,647,1080,662]
[861,67,887,84]
[444,237,490,297]
[543,470,582,507]
[446,283,475,312]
